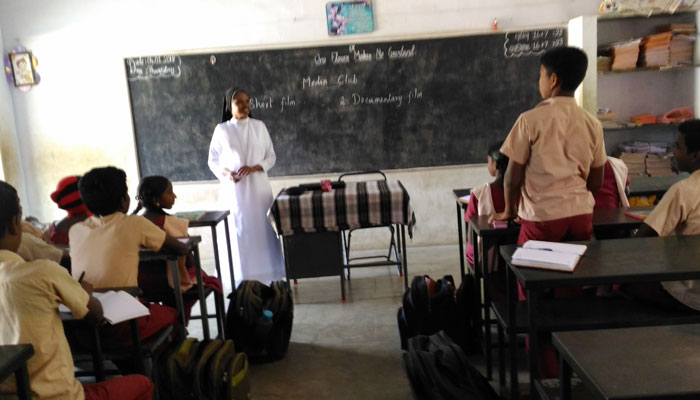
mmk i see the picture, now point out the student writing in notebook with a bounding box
[491,46,606,245]
[0,180,154,400]
[69,166,188,344]
[626,120,700,311]
[466,141,509,272]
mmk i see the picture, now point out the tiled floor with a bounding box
[190,244,495,400]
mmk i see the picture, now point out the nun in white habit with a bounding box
[208,87,285,286]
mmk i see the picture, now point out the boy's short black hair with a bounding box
[540,47,588,92]
[678,119,700,154]
[79,166,128,216]
[0,181,19,241]
[487,141,510,177]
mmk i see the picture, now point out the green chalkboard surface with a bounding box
[126,28,566,182]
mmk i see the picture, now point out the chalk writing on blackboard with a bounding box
[126,55,181,80]
[503,29,565,58]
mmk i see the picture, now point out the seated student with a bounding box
[0,180,154,400]
[492,46,606,245]
[132,175,222,322]
[44,175,92,245]
[466,141,508,272]
[594,156,630,209]
[629,120,700,311]
[69,166,188,342]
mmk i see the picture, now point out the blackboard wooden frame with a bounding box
[125,27,566,182]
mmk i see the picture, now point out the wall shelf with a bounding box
[599,64,700,75]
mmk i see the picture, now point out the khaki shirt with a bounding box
[0,250,89,399]
[501,97,607,221]
[69,213,166,288]
[644,170,700,311]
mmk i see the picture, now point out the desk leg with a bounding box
[14,364,31,400]
[401,224,408,289]
[193,245,210,341]
[129,319,146,375]
[527,289,539,400]
[560,354,572,400]
[90,324,105,382]
[170,259,187,330]
[472,226,484,362]
[339,232,347,302]
[223,218,235,289]
[210,225,223,290]
[507,266,519,400]
[482,237,493,381]
[456,203,465,280]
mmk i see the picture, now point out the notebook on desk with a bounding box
[59,290,150,324]
[511,241,587,272]
[174,211,205,221]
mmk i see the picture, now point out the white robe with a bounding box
[208,117,285,286]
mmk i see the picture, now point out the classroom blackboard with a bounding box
[126,28,565,182]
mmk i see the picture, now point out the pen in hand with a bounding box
[78,271,86,283]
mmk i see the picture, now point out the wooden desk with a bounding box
[0,344,34,400]
[500,235,700,400]
[629,174,687,198]
[451,188,471,280]
[554,325,700,400]
[139,236,208,337]
[468,207,647,380]
[177,210,234,289]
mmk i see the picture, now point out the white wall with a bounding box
[0,0,599,249]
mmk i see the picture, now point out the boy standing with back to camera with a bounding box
[491,46,606,378]
[492,46,606,246]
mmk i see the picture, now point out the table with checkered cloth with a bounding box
[268,180,416,236]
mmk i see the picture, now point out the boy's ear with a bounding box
[549,71,560,89]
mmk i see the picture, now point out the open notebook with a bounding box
[59,290,150,325]
[511,240,587,272]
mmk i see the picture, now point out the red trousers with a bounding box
[517,213,593,378]
[83,375,153,400]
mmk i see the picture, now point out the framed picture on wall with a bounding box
[9,52,35,86]
[326,1,374,36]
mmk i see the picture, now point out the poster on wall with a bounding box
[10,52,35,86]
[326,1,374,36]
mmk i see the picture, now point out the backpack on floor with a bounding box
[402,331,499,400]
[161,337,251,400]
[225,280,294,361]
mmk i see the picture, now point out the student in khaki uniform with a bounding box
[628,120,700,311]
[0,180,154,400]
[69,166,188,343]
[492,46,606,245]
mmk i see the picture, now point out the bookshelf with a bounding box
[569,11,700,156]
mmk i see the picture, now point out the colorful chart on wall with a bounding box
[326,1,374,36]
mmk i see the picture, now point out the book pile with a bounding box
[620,152,647,177]
[597,56,612,72]
[639,31,672,67]
[645,152,676,176]
[607,38,642,70]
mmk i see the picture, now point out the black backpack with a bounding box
[402,331,499,400]
[225,280,294,361]
[398,275,460,349]
[158,337,251,400]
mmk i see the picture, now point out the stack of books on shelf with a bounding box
[645,152,676,176]
[618,141,676,177]
[669,26,696,66]
[620,152,647,177]
[606,38,642,70]
[639,31,672,67]
[597,56,612,72]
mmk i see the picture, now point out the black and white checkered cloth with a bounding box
[269,180,415,237]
